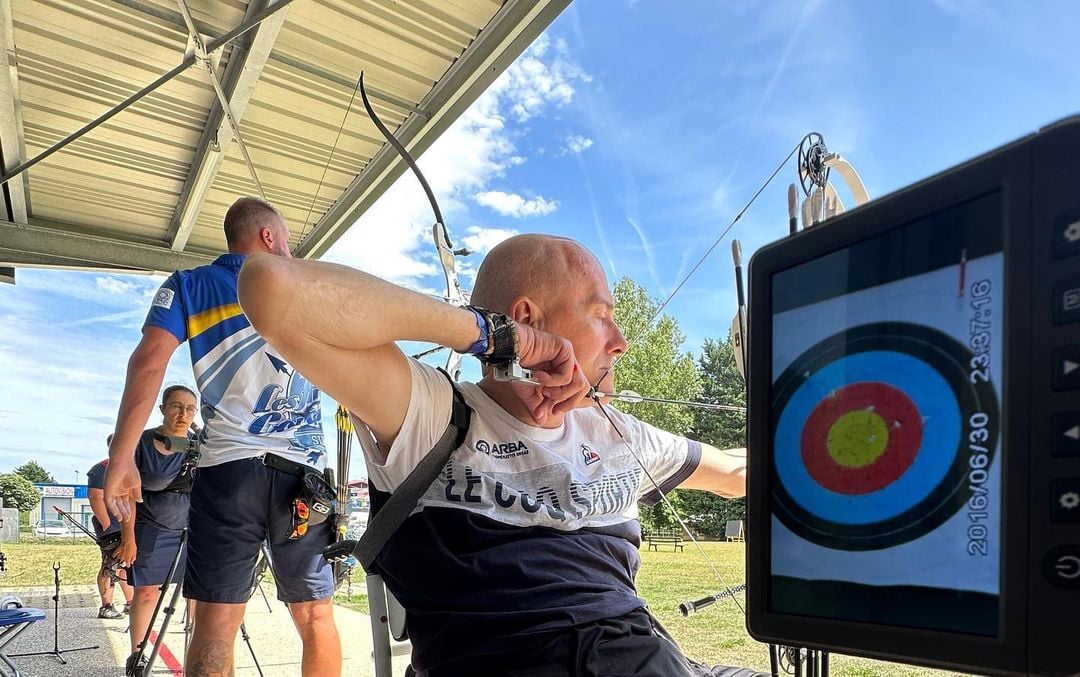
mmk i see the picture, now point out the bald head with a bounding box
[470,234,603,314]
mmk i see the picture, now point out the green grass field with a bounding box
[637,541,964,676]
[0,539,103,587]
[1,540,970,675]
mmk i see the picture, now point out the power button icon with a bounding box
[1044,547,1080,589]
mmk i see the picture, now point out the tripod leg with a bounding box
[257,579,272,613]
[130,530,188,675]
[8,561,98,663]
[144,575,186,677]
[239,622,265,677]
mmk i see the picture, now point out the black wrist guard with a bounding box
[465,305,518,365]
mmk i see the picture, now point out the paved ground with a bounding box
[1,584,412,676]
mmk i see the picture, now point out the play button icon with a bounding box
[1054,412,1080,458]
[1054,346,1080,390]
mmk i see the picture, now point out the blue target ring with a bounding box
[774,351,960,525]
[770,322,999,551]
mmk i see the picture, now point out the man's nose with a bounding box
[609,326,628,355]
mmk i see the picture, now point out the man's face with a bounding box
[541,254,627,394]
[270,219,293,258]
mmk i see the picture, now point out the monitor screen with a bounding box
[768,190,1005,637]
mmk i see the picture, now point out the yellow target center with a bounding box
[826,410,890,468]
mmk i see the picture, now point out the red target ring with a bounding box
[801,381,923,495]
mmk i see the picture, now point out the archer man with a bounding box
[238,233,764,676]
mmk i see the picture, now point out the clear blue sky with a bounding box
[1,1,1077,484]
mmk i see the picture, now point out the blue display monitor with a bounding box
[747,117,1080,676]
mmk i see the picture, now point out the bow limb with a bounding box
[358,73,470,379]
[434,222,469,380]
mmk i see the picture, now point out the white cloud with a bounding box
[95,275,141,296]
[561,134,593,155]
[486,34,591,123]
[461,226,518,256]
[474,191,558,218]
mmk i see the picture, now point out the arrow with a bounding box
[1065,360,1079,375]
[266,353,291,375]
[1066,426,1080,441]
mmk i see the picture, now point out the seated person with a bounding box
[87,439,134,619]
[238,234,766,676]
[113,385,198,671]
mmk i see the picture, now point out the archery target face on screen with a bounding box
[772,322,999,551]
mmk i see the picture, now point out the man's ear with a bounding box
[258,226,275,251]
[508,296,544,330]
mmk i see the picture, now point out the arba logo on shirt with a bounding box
[474,439,529,458]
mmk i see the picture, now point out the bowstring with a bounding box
[602,140,800,381]
[592,399,746,616]
[590,140,801,613]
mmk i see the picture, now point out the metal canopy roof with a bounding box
[0,0,569,279]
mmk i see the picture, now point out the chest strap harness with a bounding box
[153,432,200,494]
[324,368,472,573]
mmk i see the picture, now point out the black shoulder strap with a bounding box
[354,368,471,572]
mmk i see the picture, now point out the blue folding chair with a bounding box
[0,608,45,677]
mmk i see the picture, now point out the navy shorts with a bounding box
[184,457,335,604]
[128,522,185,587]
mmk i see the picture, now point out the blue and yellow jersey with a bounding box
[145,254,326,469]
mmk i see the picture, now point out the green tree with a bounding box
[611,277,702,534]
[13,460,54,484]
[611,277,702,436]
[675,336,749,533]
[0,473,41,512]
[689,337,746,450]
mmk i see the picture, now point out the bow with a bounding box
[357,72,471,380]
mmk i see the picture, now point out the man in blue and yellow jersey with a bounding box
[105,197,341,677]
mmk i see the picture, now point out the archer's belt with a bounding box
[261,453,309,477]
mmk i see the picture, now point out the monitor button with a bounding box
[1051,479,1080,523]
[1053,276,1080,325]
[1054,412,1080,458]
[1043,546,1080,589]
[1054,207,1080,260]
[1053,345,1080,391]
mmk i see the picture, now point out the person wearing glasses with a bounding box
[113,384,199,673]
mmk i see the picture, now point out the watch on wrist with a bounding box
[464,305,518,364]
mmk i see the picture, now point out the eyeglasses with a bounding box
[165,403,198,415]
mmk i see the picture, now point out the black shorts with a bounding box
[416,607,768,677]
[184,457,334,604]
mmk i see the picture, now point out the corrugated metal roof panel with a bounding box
[0,0,569,275]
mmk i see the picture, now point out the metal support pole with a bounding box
[0,0,297,186]
[176,0,266,199]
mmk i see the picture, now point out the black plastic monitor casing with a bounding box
[747,116,1080,676]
